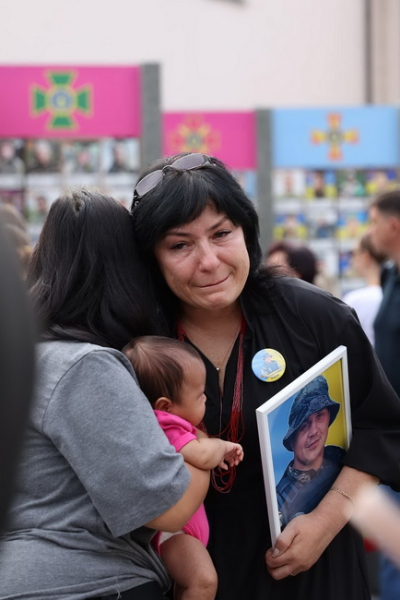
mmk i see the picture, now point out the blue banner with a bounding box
[273,107,400,168]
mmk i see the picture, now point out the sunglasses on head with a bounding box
[132,153,214,206]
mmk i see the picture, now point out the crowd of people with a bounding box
[1,153,400,600]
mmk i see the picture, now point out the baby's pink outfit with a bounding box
[154,410,210,547]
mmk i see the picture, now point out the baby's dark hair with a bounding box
[124,336,204,406]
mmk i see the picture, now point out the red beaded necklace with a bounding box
[177,316,246,493]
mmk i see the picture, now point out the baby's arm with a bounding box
[179,430,244,471]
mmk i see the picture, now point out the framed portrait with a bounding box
[256,345,352,545]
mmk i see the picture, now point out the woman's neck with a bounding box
[178,302,243,386]
[363,263,382,287]
[179,302,242,333]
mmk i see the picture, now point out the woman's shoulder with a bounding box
[38,338,128,363]
[37,340,135,386]
[244,276,355,331]
[273,276,353,315]
[275,275,332,298]
[33,341,139,423]
[257,276,357,340]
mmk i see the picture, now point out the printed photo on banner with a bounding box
[232,170,257,203]
[62,141,100,175]
[365,169,398,196]
[305,204,338,240]
[339,248,362,281]
[305,170,337,200]
[102,138,140,174]
[25,186,63,243]
[273,169,306,199]
[336,210,368,240]
[0,139,25,176]
[309,240,339,278]
[273,212,308,241]
[256,345,352,545]
[337,169,367,198]
[24,139,61,174]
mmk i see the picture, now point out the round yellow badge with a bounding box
[251,348,286,382]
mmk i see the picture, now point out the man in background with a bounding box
[369,190,400,600]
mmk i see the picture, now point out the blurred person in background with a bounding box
[0,219,35,532]
[0,203,32,278]
[3,224,32,278]
[265,241,318,284]
[369,190,400,600]
[265,241,340,296]
[342,233,387,346]
[0,202,27,230]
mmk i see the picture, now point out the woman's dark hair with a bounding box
[266,241,318,284]
[124,336,203,407]
[27,190,160,349]
[130,154,275,326]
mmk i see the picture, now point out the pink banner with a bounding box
[163,112,256,169]
[0,66,141,138]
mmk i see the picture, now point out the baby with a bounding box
[124,336,244,600]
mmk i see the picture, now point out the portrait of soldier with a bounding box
[276,375,345,528]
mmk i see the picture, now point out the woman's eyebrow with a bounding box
[163,216,230,238]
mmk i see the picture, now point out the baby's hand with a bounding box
[218,442,244,470]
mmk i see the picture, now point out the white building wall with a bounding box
[370,0,400,104]
[0,0,365,110]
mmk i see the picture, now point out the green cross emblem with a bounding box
[31,71,92,130]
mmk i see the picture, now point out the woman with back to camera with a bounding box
[342,232,387,346]
[0,190,209,600]
[130,153,400,600]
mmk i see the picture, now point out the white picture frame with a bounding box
[256,345,352,545]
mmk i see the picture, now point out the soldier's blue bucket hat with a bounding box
[282,375,340,451]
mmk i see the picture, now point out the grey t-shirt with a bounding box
[0,340,190,599]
